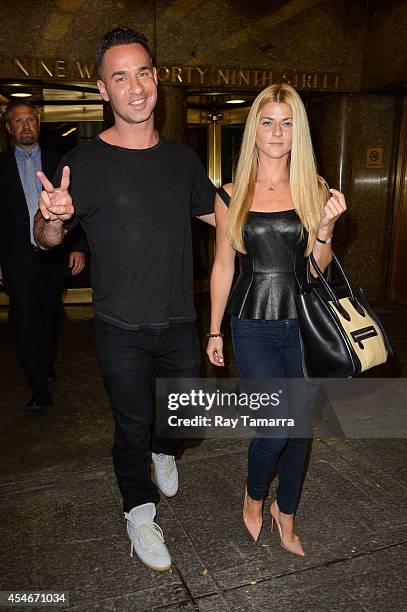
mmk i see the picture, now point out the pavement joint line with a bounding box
[0,468,113,491]
[0,448,249,488]
[177,450,248,465]
[64,586,181,611]
[195,560,330,599]
[312,539,407,571]
[32,506,41,592]
[323,539,407,563]
[178,437,357,468]
[313,439,407,497]
[169,559,206,611]
[199,539,407,596]
[341,586,371,612]
[148,561,189,610]
[155,601,201,612]
[162,498,222,591]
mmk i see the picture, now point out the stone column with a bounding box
[307,94,354,203]
[155,84,187,143]
[306,94,354,276]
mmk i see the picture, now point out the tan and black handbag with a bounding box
[295,252,392,380]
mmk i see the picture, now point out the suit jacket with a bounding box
[0,147,86,294]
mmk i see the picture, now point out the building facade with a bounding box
[1,0,406,302]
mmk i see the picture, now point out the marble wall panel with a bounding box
[0,0,368,90]
[308,93,401,300]
[363,0,407,91]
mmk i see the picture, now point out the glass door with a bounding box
[0,81,103,306]
[187,96,250,291]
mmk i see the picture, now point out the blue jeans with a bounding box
[231,317,311,514]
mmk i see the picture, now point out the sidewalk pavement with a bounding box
[1,302,406,611]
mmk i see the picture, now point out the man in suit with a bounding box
[0,101,86,409]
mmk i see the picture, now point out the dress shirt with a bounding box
[14,144,42,245]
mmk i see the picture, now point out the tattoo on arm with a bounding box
[34,211,66,249]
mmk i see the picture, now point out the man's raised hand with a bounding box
[37,166,74,221]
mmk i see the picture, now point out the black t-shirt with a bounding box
[62,135,215,330]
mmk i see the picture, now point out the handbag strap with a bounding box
[217,186,231,207]
[307,252,364,320]
[305,254,332,284]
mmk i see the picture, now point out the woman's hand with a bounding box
[312,188,347,274]
[206,336,225,366]
[319,188,347,232]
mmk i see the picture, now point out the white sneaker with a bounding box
[152,453,179,497]
[125,503,171,571]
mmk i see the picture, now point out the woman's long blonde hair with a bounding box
[227,83,328,255]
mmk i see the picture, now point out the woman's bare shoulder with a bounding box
[221,183,233,196]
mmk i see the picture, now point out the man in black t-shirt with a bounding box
[34,27,215,572]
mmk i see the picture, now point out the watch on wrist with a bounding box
[316,236,332,244]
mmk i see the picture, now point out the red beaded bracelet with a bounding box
[206,332,224,338]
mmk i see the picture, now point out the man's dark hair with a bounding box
[95,27,153,77]
[5,100,38,121]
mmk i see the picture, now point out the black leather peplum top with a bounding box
[218,187,308,320]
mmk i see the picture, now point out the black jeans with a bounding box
[231,317,312,514]
[94,318,201,512]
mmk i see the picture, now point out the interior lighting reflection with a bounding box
[11,92,32,98]
[62,127,78,137]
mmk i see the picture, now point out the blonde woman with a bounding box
[206,84,346,556]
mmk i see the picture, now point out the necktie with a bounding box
[23,153,39,245]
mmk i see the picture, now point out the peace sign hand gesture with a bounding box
[37,166,74,222]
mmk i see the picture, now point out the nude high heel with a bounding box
[270,500,305,557]
[243,488,263,542]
